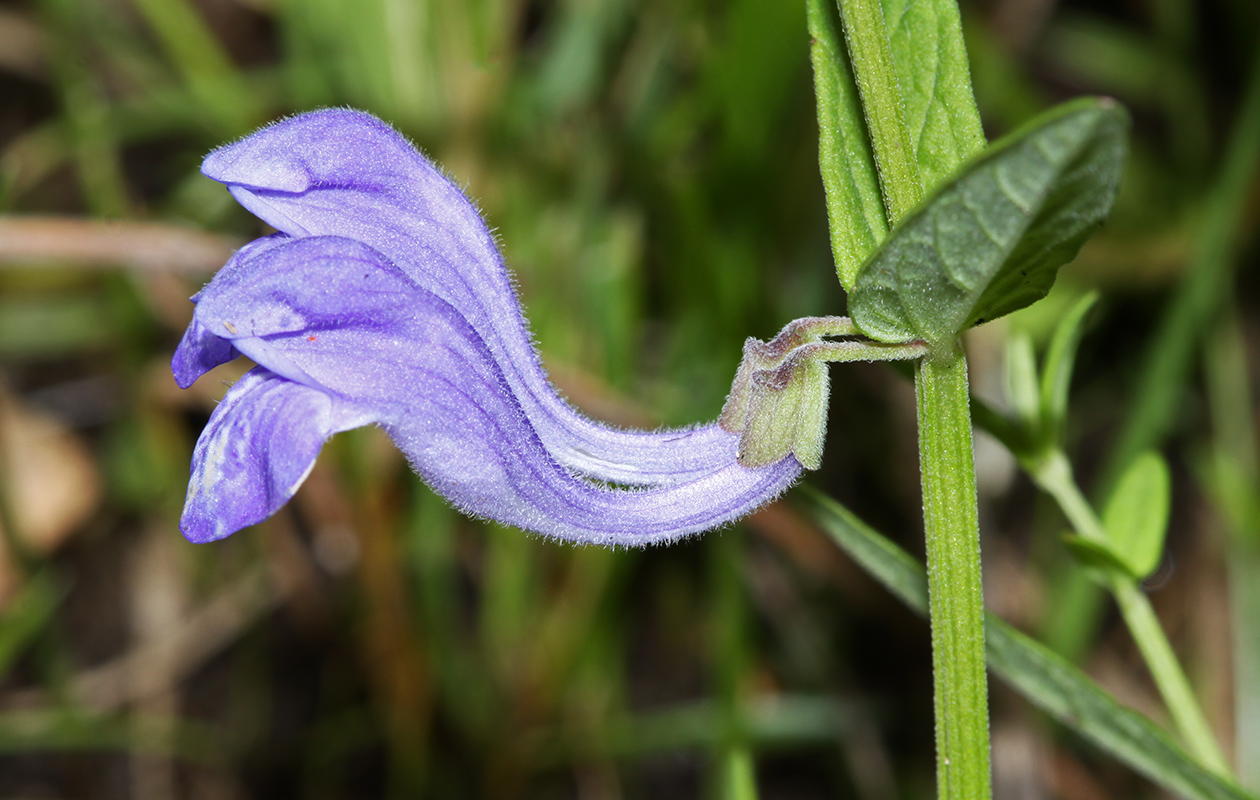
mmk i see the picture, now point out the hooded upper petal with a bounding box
[200,109,736,486]
[178,235,800,545]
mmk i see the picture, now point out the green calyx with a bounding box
[719,316,925,470]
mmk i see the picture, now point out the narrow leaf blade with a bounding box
[803,488,1255,800]
[1005,333,1040,428]
[1039,290,1100,439]
[849,98,1128,345]
[808,0,887,289]
[879,0,986,188]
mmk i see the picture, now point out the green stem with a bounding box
[1112,580,1231,776]
[808,339,927,364]
[834,0,923,221]
[837,1,990,794]
[916,346,991,799]
[711,534,758,800]
[1033,456,1232,776]
[721,746,758,800]
[1034,452,1103,539]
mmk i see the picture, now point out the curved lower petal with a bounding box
[200,109,736,486]
[384,384,801,545]
[181,367,372,543]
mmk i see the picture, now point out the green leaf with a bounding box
[1102,451,1172,580]
[803,488,1256,800]
[1062,532,1137,581]
[807,0,888,289]
[1005,333,1040,428]
[849,98,1128,345]
[1038,290,1100,441]
[879,0,986,189]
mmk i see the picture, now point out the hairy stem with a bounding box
[837,0,992,793]
[916,346,991,799]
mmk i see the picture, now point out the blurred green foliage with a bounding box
[0,0,1257,797]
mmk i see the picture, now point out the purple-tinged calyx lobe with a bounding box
[175,112,810,546]
[719,318,926,469]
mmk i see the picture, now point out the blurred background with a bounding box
[0,0,1257,796]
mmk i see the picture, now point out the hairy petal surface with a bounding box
[200,108,734,485]
[182,367,374,543]
[175,236,800,545]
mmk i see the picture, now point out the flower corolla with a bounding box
[173,109,801,546]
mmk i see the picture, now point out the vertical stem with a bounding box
[916,346,991,799]
[837,1,990,794]
[711,534,758,800]
[721,746,758,800]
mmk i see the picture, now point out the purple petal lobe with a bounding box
[173,234,297,389]
[194,236,414,337]
[180,368,371,543]
[200,109,737,486]
[202,110,404,195]
[171,318,236,389]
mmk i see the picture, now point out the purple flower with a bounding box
[173,109,801,546]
